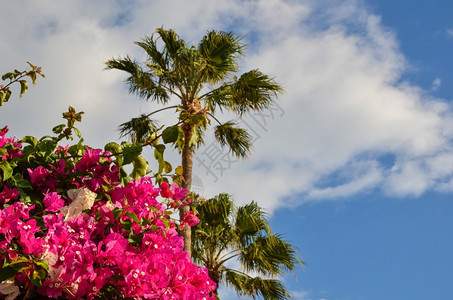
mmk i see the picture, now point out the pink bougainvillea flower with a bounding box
[0,186,19,204]
[170,182,188,201]
[183,211,201,227]
[0,126,22,161]
[160,181,173,198]
[43,192,65,212]
[27,166,58,192]
[11,218,43,255]
[75,147,102,172]
[0,131,217,299]
[28,165,50,185]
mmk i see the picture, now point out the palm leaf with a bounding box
[214,121,253,158]
[240,233,303,276]
[155,27,186,62]
[203,69,283,114]
[118,114,158,143]
[105,56,170,103]
[198,30,244,82]
[224,268,291,300]
[135,36,167,71]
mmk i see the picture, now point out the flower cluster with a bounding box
[0,128,211,300]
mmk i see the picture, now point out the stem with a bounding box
[198,82,234,100]
[145,105,180,117]
[1,71,27,89]
[207,112,223,126]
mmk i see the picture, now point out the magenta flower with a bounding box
[27,166,58,192]
[183,211,201,227]
[75,147,102,172]
[0,131,217,299]
[0,186,19,204]
[43,192,65,212]
[160,181,173,198]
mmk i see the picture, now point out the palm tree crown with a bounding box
[106,28,282,255]
[192,194,303,299]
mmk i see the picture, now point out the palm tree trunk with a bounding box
[180,123,193,256]
[208,269,221,297]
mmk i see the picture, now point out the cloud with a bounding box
[432,78,442,91]
[447,28,453,38]
[1,0,453,212]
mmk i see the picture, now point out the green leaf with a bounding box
[0,89,11,106]
[161,217,170,230]
[2,72,14,81]
[162,125,179,144]
[19,80,28,97]
[0,161,13,181]
[113,207,123,220]
[125,211,140,224]
[128,232,144,244]
[0,266,17,281]
[119,166,130,185]
[131,155,150,179]
[105,142,121,154]
[120,218,132,231]
[154,144,165,154]
[163,161,172,173]
[30,269,47,287]
[122,143,143,165]
[52,124,66,134]
[175,165,183,176]
[154,144,165,173]
[73,127,82,139]
[105,142,123,165]
[21,135,38,147]
[28,71,37,85]
[10,261,29,273]
[34,259,49,272]
[12,173,32,188]
[38,139,57,156]
[0,90,6,106]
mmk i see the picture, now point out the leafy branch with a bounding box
[0,62,45,106]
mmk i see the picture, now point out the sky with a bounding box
[1,0,453,299]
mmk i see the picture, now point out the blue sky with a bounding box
[1,0,453,299]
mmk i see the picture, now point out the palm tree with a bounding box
[105,28,282,256]
[191,194,303,299]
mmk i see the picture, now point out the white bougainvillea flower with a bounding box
[61,188,97,220]
[40,249,58,267]
[0,280,20,300]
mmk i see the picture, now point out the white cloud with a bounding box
[447,28,453,38]
[1,0,453,212]
[432,78,442,91]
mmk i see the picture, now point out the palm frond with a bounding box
[192,194,301,299]
[192,194,235,265]
[224,268,291,300]
[105,56,170,103]
[240,233,303,276]
[189,123,206,149]
[155,27,186,62]
[230,69,283,114]
[214,121,253,158]
[234,201,272,245]
[105,55,139,73]
[203,69,283,115]
[135,36,167,71]
[202,84,233,113]
[118,114,158,143]
[198,30,244,82]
